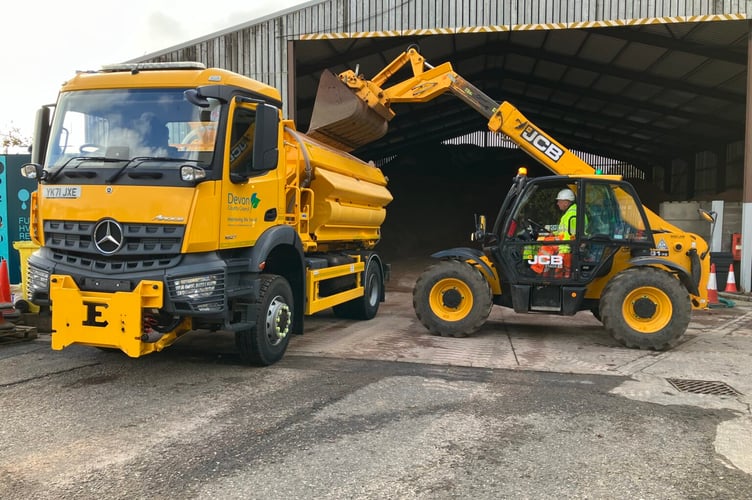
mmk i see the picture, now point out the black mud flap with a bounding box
[511,284,531,313]
[561,286,587,315]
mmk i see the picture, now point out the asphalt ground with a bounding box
[0,260,750,497]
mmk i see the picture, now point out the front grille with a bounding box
[44,220,185,272]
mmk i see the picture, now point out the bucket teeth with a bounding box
[306,69,389,152]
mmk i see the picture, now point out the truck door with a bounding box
[220,100,281,248]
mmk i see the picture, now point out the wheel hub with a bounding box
[632,296,657,319]
[442,289,463,309]
[266,297,291,343]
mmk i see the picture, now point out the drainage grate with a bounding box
[667,378,742,397]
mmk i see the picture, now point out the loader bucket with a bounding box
[306,69,389,152]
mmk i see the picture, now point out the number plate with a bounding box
[43,186,81,199]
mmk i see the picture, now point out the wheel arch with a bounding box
[364,251,387,303]
[431,247,500,295]
[248,225,305,334]
[629,256,696,295]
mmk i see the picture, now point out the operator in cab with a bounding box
[554,188,577,240]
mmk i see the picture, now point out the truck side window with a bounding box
[229,107,256,175]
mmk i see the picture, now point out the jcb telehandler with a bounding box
[308,47,713,350]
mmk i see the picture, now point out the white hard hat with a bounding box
[556,188,575,202]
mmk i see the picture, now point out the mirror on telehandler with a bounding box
[471,214,487,242]
[698,208,716,223]
[698,208,717,259]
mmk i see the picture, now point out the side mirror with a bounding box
[471,214,486,242]
[698,208,716,223]
[31,105,53,165]
[21,163,44,181]
[698,208,717,259]
[252,103,280,171]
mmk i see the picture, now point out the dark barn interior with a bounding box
[290,21,747,262]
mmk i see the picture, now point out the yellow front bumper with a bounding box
[49,274,177,358]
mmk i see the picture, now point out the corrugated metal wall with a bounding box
[139,0,750,116]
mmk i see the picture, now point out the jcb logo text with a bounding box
[516,121,564,162]
[528,255,563,268]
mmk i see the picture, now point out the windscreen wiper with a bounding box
[106,157,198,183]
[46,156,125,183]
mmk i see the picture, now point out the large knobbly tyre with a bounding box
[600,266,690,350]
[236,275,294,366]
[412,260,493,337]
[332,258,384,320]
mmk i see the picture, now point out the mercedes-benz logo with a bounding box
[93,219,124,255]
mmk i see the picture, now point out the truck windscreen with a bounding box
[45,88,220,169]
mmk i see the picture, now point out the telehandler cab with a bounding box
[309,47,712,349]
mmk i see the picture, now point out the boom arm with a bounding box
[346,47,596,176]
[310,47,680,233]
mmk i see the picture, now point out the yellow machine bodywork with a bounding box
[30,63,392,360]
[308,48,710,310]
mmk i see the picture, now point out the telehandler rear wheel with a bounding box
[413,260,492,337]
[600,266,690,350]
[235,275,293,366]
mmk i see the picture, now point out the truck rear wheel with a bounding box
[235,275,293,366]
[412,260,492,337]
[600,267,690,350]
[332,258,383,320]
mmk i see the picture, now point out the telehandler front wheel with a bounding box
[600,267,690,350]
[235,275,293,366]
[412,260,492,337]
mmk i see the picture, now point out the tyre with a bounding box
[600,267,690,350]
[412,260,492,337]
[332,258,384,320]
[590,306,602,322]
[235,275,294,366]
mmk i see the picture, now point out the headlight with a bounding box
[27,264,50,298]
[171,274,220,300]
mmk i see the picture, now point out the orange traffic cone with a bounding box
[0,259,10,304]
[725,263,738,293]
[707,263,719,305]
[0,260,15,331]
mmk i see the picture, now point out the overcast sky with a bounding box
[3,0,308,144]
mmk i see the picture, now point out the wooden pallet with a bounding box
[0,325,39,344]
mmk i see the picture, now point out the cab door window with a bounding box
[229,107,256,177]
[500,181,582,281]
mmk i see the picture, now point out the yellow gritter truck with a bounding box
[22,61,392,365]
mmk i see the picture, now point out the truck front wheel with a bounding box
[236,275,293,366]
[600,266,690,350]
[413,260,492,337]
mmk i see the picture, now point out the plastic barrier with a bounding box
[12,241,40,313]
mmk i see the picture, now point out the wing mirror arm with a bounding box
[697,208,717,260]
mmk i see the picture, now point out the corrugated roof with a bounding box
[291,15,747,195]
[136,1,749,197]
